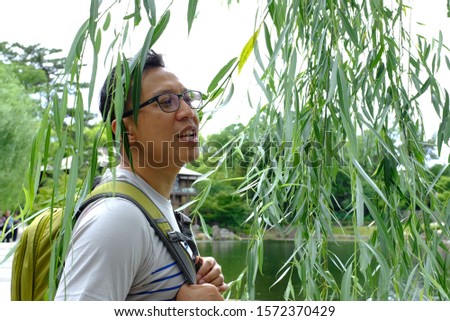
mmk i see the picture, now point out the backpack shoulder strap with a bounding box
[82,180,198,284]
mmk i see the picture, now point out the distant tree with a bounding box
[0,42,66,107]
[0,62,39,210]
[436,176,450,203]
[0,42,92,121]
[430,164,450,203]
[0,42,99,214]
[188,123,251,231]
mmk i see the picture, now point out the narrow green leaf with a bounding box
[207,57,237,93]
[52,94,62,138]
[221,83,235,106]
[94,28,102,53]
[327,55,339,103]
[197,213,211,239]
[272,265,291,288]
[122,20,130,47]
[266,23,290,71]
[143,0,157,25]
[238,26,261,74]
[247,239,260,299]
[283,278,295,300]
[362,242,391,298]
[352,158,391,208]
[103,12,111,31]
[209,87,224,101]
[253,70,271,101]
[75,91,85,158]
[132,61,143,121]
[356,176,364,227]
[369,44,384,70]
[263,22,273,57]
[89,0,100,41]
[445,56,450,70]
[133,0,142,26]
[62,156,78,258]
[412,76,431,100]
[338,8,359,48]
[336,67,357,153]
[65,20,89,73]
[341,263,353,300]
[42,123,52,173]
[150,10,170,48]
[88,31,100,106]
[426,164,449,197]
[253,35,265,72]
[187,0,198,35]
[113,56,124,135]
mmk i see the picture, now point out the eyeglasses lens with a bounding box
[184,91,202,109]
[158,94,177,112]
[156,91,202,112]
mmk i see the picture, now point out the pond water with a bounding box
[197,239,355,300]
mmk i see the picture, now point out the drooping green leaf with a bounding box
[143,0,157,25]
[151,9,171,48]
[89,0,100,41]
[65,19,89,73]
[133,0,142,26]
[336,66,358,154]
[352,158,391,207]
[207,57,237,93]
[338,8,359,48]
[103,12,111,31]
[341,263,353,300]
[187,0,198,35]
[238,26,261,74]
[327,55,339,103]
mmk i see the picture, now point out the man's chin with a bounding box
[174,149,200,167]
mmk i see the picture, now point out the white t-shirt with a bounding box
[55,168,190,301]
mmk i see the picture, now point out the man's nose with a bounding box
[176,98,197,119]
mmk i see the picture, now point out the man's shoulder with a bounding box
[76,197,149,234]
[71,197,156,255]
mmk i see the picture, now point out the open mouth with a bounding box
[177,129,198,142]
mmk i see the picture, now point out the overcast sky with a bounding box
[0,0,449,162]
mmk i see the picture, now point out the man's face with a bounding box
[123,67,200,169]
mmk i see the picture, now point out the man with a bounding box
[55,50,227,300]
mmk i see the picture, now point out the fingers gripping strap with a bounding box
[82,180,197,284]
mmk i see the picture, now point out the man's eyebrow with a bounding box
[152,88,189,96]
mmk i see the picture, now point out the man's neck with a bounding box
[119,162,179,199]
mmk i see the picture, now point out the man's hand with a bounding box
[176,283,224,301]
[195,256,228,293]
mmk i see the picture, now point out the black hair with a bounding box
[99,50,165,123]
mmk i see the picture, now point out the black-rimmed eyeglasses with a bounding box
[122,90,203,117]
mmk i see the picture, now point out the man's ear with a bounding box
[111,119,117,136]
[113,118,137,143]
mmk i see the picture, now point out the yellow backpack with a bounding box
[11,180,198,300]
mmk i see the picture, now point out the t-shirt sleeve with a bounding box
[55,198,152,301]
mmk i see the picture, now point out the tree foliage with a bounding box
[188,123,251,231]
[20,0,450,301]
[222,0,450,300]
[0,41,99,214]
[0,42,66,107]
[0,62,39,210]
